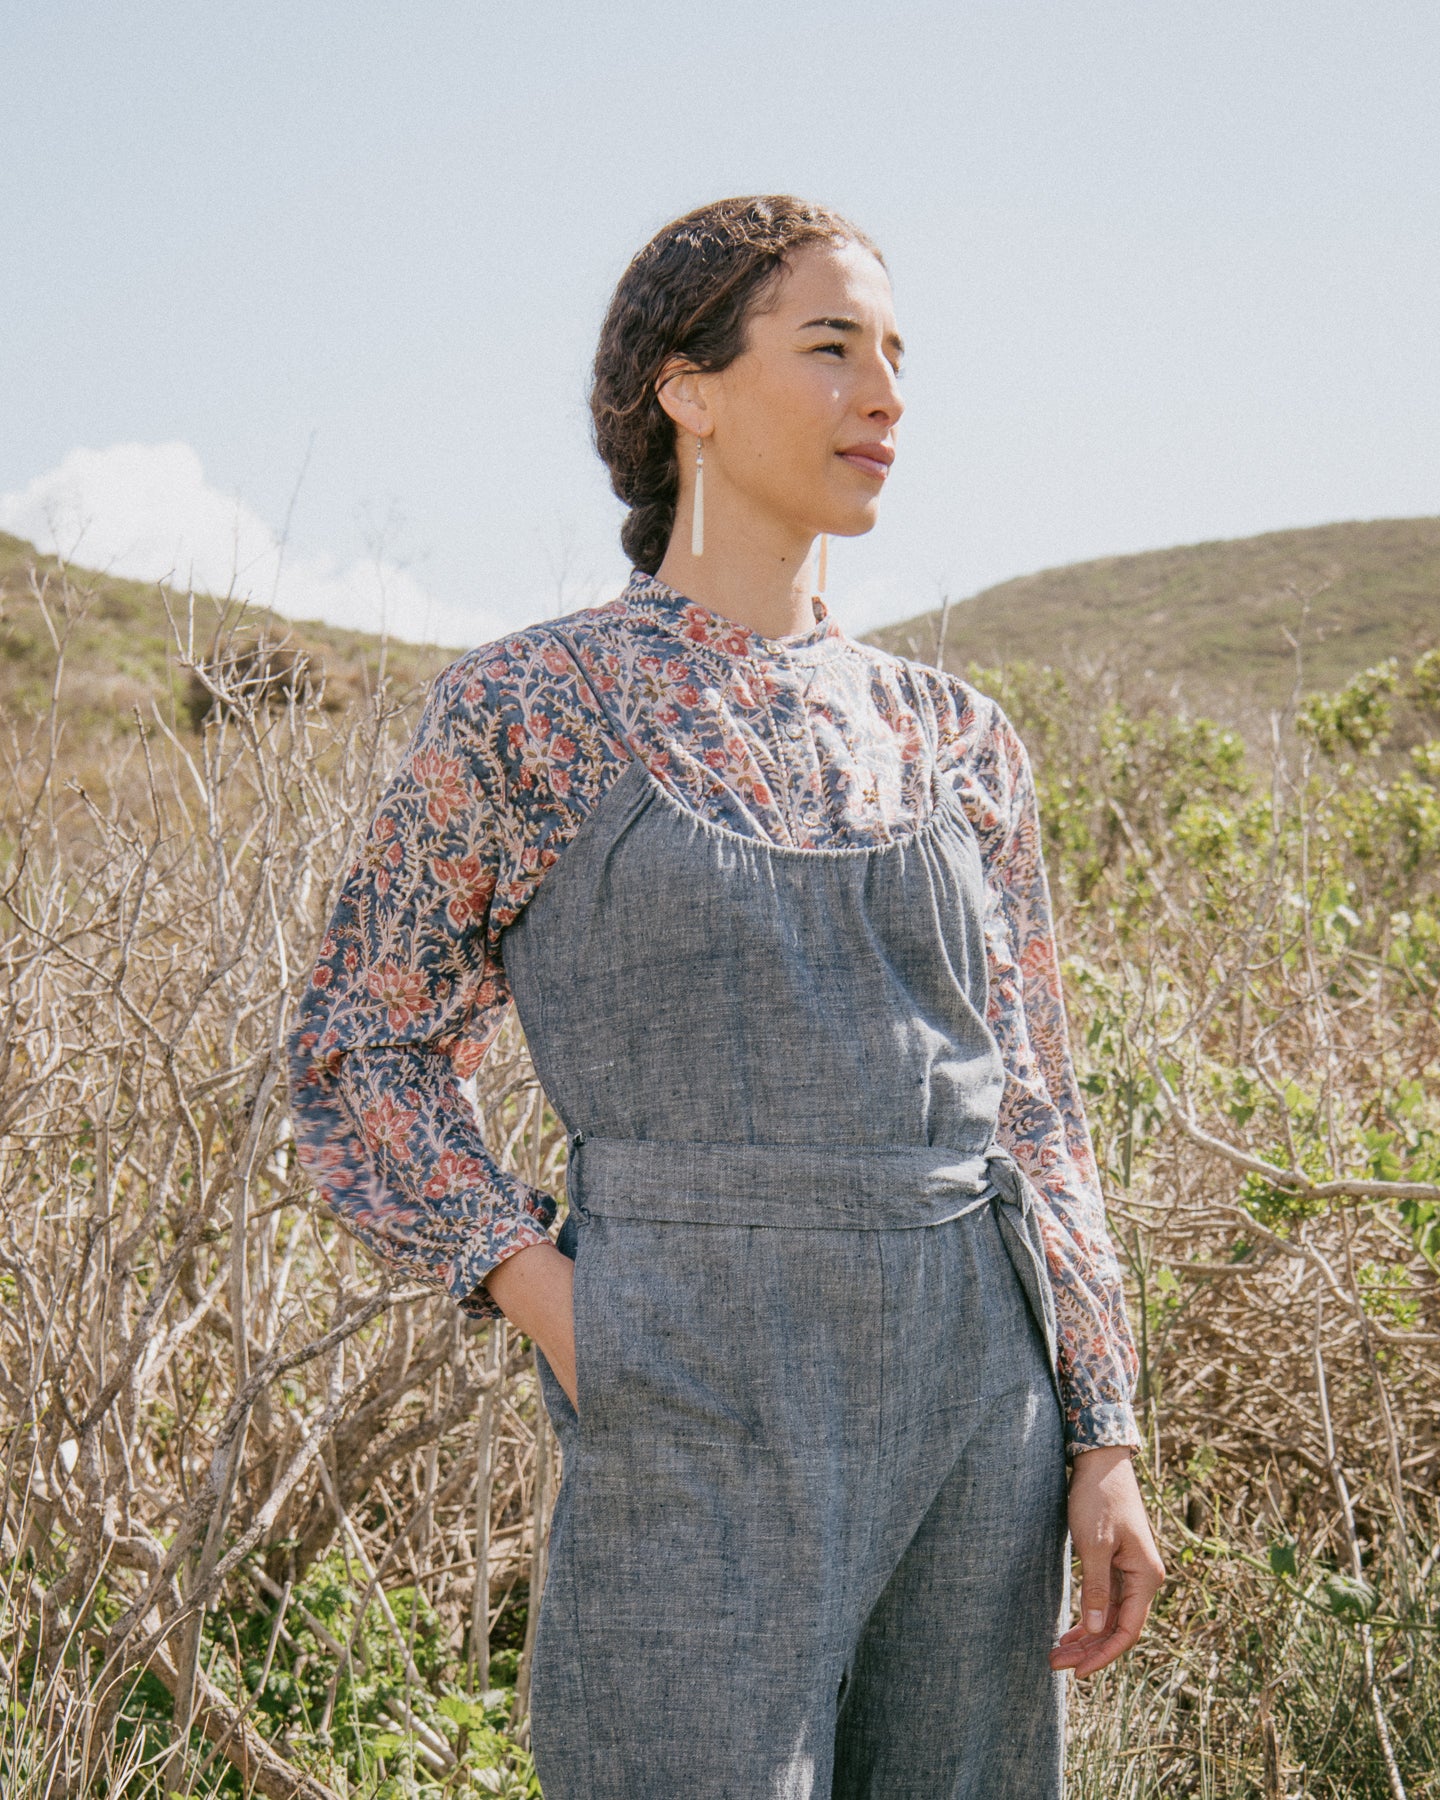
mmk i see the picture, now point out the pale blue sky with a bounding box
[3,2,1437,647]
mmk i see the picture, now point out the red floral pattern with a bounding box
[286,571,1140,1451]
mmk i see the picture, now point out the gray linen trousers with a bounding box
[499,634,1070,1799]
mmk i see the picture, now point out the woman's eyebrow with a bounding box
[797,315,906,359]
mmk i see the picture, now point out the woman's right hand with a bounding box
[483,1240,578,1410]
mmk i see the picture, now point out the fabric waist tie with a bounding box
[565,1132,1036,1231]
[563,1132,1060,1379]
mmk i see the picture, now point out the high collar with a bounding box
[614,569,848,663]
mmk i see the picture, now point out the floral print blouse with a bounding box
[287,570,1140,1453]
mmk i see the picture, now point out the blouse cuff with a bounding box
[1066,1399,1142,1459]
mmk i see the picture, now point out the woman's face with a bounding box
[672,239,906,547]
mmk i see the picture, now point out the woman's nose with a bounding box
[865,355,904,427]
[869,376,903,428]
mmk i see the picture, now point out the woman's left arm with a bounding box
[983,716,1138,1450]
[982,710,1165,1673]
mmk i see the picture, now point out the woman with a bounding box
[288,194,1165,1799]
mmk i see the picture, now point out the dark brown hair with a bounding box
[590,195,884,574]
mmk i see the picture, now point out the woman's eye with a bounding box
[814,341,846,357]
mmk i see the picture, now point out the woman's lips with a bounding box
[837,446,893,480]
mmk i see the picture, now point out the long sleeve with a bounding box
[286,661,557,1318]
[983,717,1141,1453]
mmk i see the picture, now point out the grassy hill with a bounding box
[0,531,458,788]
[4,516,1438,776]
[865,515,1440,730]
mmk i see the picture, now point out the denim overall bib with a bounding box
[501,631,1070,1800]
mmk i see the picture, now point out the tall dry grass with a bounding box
[1,562,558,1797]
[2,557,1437,1797]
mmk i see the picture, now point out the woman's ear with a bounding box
[655,358,712,442]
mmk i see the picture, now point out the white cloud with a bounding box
[0,442,503,649]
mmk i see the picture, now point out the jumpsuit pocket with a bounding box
[581,1221,802,1454]
[902,1204,1058,1431]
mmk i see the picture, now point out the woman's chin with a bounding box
[825,507,882,540]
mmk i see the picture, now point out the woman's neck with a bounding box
[655,526,823,641]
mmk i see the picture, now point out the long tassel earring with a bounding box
[691,436,705,558]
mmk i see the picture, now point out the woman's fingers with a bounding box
[1079,1541,1122,1638]
[1049,1574,1154,1676]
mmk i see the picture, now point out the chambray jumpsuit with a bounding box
[501,632,1071,1800]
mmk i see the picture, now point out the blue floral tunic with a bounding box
[286,570,1140,1452]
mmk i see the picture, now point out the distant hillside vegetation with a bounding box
[0,532,459,788]
[5,517,1438,777]
[865,516,1440,729]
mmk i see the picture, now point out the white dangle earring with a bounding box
[691,434,705,557]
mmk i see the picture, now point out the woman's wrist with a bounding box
[482,1240,578,1405]
[484,1239,569,1328]
[1070,1442,1137,1469]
